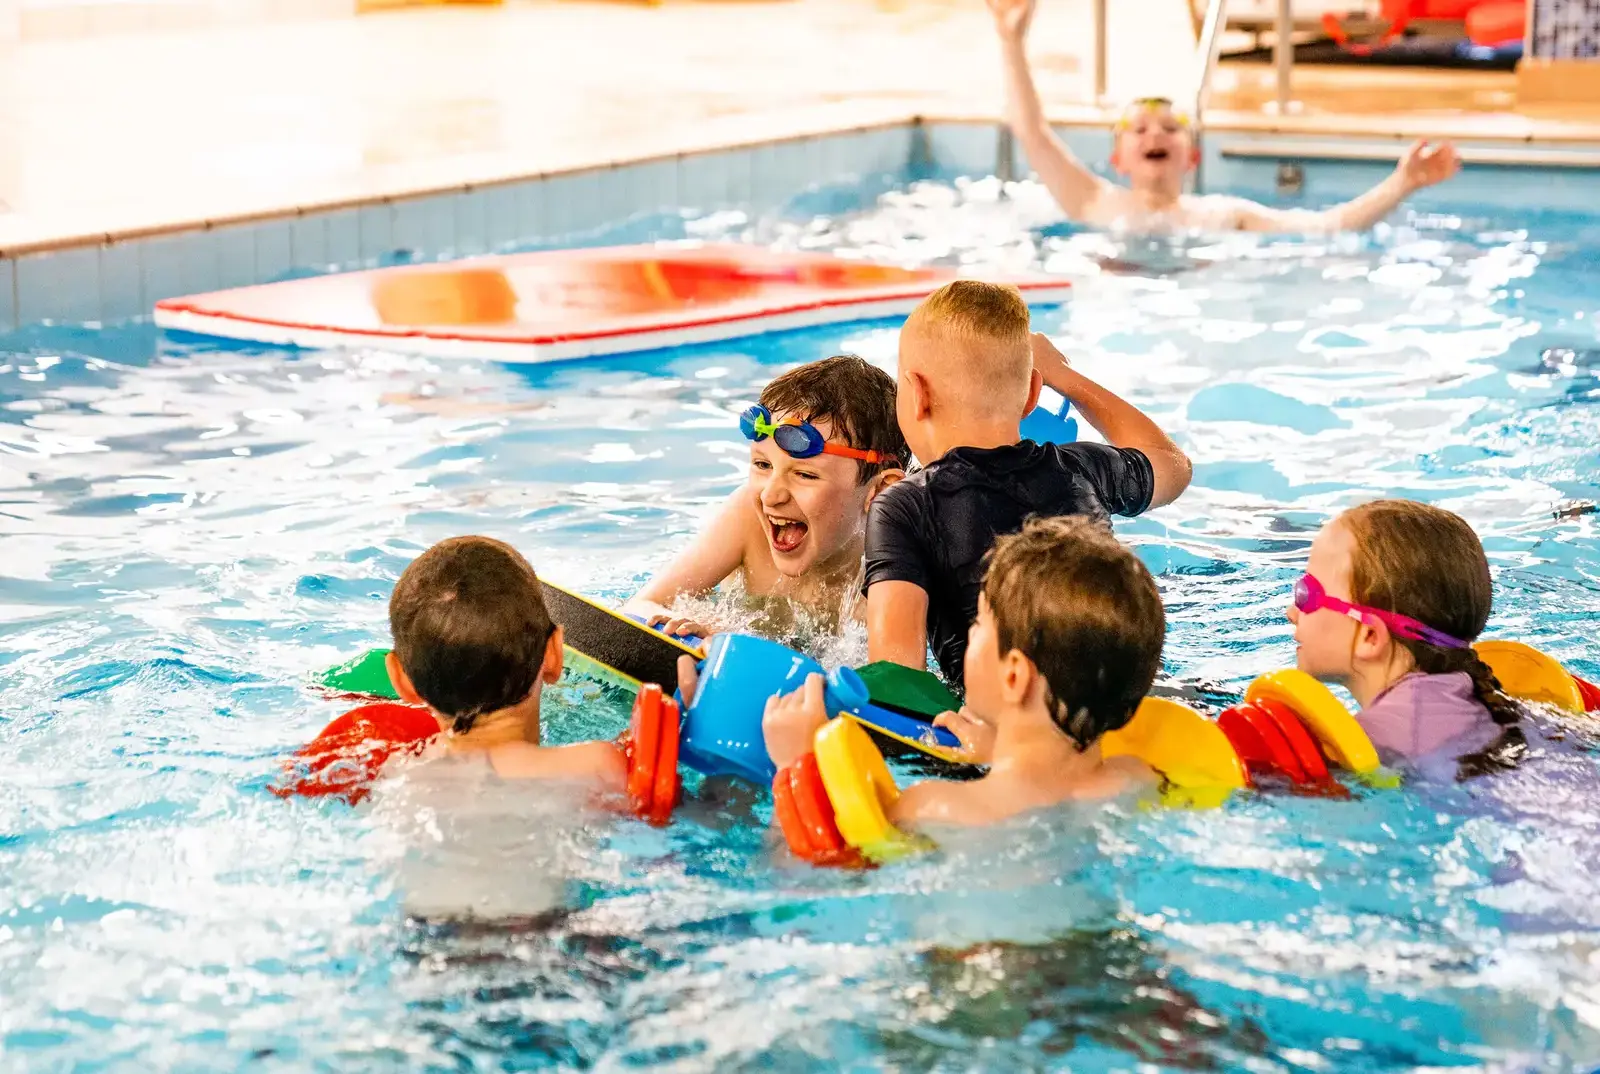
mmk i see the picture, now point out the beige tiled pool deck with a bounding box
[0,0,1193,253]
[3,0,1600,256]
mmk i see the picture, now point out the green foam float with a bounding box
[316,645,961,719]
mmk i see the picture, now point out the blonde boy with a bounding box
[866,281,1191,686]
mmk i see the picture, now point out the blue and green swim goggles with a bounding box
[738,405,896,466]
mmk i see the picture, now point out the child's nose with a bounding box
[1286,602,1300,625]
[760,476,792,505]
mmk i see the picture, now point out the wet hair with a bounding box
[389,536,554,733]
[759,354,908,481]
[1340,499,1521,730]
[981,516,1165,749]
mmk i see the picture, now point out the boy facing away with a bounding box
[759,516,1165,824]
[280,536,630,807]
[386,536,628,789]
[865,280,1191,687]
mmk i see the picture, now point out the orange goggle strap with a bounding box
[819,442,893,464]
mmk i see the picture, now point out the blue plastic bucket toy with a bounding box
[1021,390,1078,445]
[680,633,867,783]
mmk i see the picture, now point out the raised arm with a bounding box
[622,490,748,619]
[1238,140,1461,234]
[1032,334,1192,508]
[989,0,1109,220]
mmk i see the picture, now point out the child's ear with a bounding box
[1000,648,1033,706]
[1022,367,1043,417]
[907,370,934,421]
[540,624,566,685]
[1351,618,1391,665]
[1109,148,1124,175]
[862,467,905,510]
[386,651,426,707]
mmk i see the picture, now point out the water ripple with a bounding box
[0,181,1597,1070]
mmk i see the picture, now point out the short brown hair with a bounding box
[981,516,1164,748]
[759,354,907,480]
[389,536,553,732]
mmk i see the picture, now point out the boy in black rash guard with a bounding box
[864,281,1191,686]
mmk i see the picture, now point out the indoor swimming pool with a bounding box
[1,174,1598,1070]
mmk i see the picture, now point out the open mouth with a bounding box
[767,516,809,554]
[1143,148,1170,161]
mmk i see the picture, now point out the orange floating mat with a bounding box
[153,242,1073,363]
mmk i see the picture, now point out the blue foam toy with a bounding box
[851,699,962,756]
[679,633,868,783]
[1020,391,1078,445]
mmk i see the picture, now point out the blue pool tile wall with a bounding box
[920,120,1113,183]
[15,246,101,326]
[8,118,1600,332]
[0,124,913,332]
[0,258,13,332]
[1200,130,1600,215]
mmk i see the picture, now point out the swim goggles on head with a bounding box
[1115,96,1192,131]
[738,404,895,465]
[1293,573,1470,650]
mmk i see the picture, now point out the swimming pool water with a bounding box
[2,177,1599,1071]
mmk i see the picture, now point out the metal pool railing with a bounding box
[1191,0,1231,190]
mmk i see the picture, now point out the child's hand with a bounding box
[986,0,1036,43]
[647,613,714,642]
[1029,332,1071,374]
[1396,139,1461,193]
[933,707,997,764]
[677,654,701,708]
[763,673,831,769]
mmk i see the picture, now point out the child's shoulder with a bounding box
[1093,754,1160,797]
[890,775,989,827]
[487,739,627,789]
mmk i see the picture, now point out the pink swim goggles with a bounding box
[1293,573,1471,650]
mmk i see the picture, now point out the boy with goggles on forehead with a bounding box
[989,0,1461,233]
[624,355,906,638]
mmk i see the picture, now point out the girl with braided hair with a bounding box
[1288,499,1525,780]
